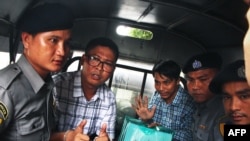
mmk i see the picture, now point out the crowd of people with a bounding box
[0,1,250,141]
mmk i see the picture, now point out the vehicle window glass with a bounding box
[116,25,153,40]
[0,52,21,69]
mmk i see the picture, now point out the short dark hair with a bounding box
[85,37,119,61]
[152,60,181,80]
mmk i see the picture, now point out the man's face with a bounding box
[186,69,218,103]
[81,45,116,87]
[154,72,179,103]
[222,81,250,125]
[22,29,71,78]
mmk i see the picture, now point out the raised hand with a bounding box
[132,95,156,121]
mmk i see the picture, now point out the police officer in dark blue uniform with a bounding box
[183,52,225,141]
[0,3,74,141]
[209,60,250,138]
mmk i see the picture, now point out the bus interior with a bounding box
[0,0,249,138]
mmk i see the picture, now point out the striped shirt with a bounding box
[52,71,116,139]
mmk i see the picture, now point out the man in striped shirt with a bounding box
[52,37,119,141]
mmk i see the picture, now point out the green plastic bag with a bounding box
[118,116,174,141]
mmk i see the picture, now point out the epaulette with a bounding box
[0,64,21,89]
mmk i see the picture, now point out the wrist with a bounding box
[63,130,72,141]
[144,119,154,124]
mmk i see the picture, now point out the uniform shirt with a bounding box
[53,71,116,140]
[0,55,55,141]
[215,115,232,140]
[148,86,196,141]
[192,95,225,141]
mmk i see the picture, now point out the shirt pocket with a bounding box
[17,115,45,135]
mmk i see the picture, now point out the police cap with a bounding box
[209,60,246,94]
[18,3,74,33]
[182,52,222,74]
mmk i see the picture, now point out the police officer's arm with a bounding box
[243,8,250,86]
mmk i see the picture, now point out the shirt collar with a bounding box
[17,55,46,93]
[172,85,183,104]
[196,95,222,109]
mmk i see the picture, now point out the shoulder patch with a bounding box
[219,122,225,137]
[217,114,229,137]
[0,102,8,120]
[0,118,3,125]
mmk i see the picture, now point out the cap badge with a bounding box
[192,60,202,69]
[237,65,246,78]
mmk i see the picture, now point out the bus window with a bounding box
[143,74,155,100]
[0,52,21,69]
[110,66,155,136]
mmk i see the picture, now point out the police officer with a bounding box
[209,60,250,140]
[209,60,250,125]
[0,3,74,141]
[182,52,225,141]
